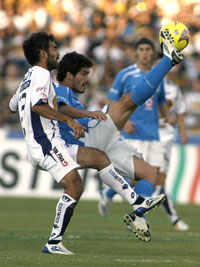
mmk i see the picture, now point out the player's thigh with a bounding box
[134,156,157,184]
[106,139,142,179]
[108,94,137,131]
[77,146,110,170]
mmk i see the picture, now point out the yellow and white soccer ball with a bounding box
[159,21,190,51]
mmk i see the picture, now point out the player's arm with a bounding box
[177,113,188,144]
[58,103,107,121]
[9,89,19,113]
[124,120,136,134]
[32,104,86,139]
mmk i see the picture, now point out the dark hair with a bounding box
[57,51,93,82]
[22,32,56,65]
[135,38,155,50]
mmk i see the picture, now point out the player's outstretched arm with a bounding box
[59,104,107,121]
[32,104,86,139]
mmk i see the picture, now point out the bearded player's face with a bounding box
[46,41,60,71]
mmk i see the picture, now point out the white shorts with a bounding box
[125,139,164,169]
[38,142,80,183]
[84,115,143,179]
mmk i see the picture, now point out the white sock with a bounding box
[48,193,77,243]
[99,164,137,205]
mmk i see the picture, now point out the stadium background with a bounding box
[0,0,200,203]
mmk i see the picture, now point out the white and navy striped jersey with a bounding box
[9,66,61,166]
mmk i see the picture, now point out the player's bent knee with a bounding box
[59,169,84,199]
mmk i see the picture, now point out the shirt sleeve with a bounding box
[55,85,71,107]
[31,69,51,107]
[107,70,125,100]
[9,88,20,112]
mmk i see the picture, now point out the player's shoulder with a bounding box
[122,64,141,81]
[32,66,49,75]
[54,82,71,95]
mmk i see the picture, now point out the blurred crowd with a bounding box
[1,0,200,135]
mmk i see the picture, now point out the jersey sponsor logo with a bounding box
[36,86,46,92]
[52,146,69,167]
[36,86,48,102]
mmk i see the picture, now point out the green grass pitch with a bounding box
[0,197,199,267]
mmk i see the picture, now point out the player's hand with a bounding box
[87,110,107,121]
[124,120,136,134]
[66,118,86,139]
[180,132,188,144]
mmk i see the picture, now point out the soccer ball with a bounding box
[159,21,190,51]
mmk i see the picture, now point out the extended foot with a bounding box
[132,194,166,217]
[160,29,183,65]
[42,242,74,255]
[124,213,151,242]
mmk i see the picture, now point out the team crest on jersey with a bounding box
[145,97,154,109]
[53,146,69,166]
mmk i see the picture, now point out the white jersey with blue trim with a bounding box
[159,79,186,142]
[108,63,166,141]
[9,66,62,166]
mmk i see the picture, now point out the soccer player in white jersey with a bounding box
[157,57,189,230]
[9,32,168,254]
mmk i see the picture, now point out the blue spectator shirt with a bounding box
[107,64,166,141]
